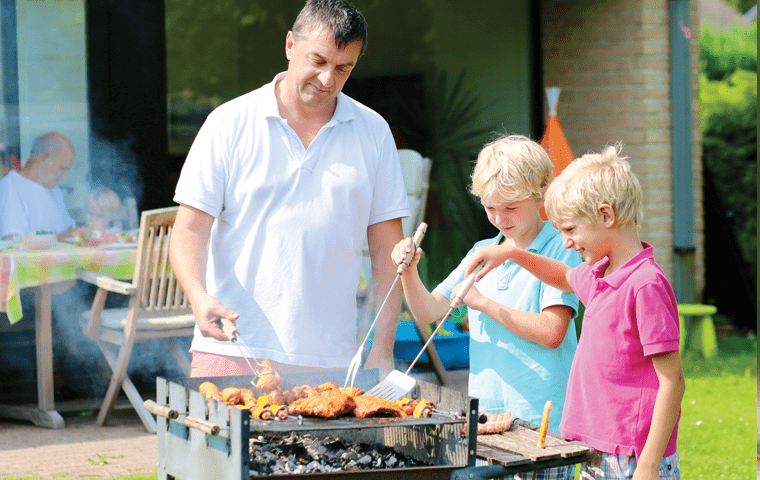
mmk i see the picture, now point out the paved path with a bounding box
[0,409,156,479]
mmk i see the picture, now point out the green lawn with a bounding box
[678,334,757,479]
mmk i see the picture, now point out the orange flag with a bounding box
[539,87,574,220]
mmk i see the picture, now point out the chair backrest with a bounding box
[397,149,432,237]
[131,206,191,317]
[355,150,432,344]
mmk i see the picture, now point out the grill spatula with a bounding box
[363,262,484,401]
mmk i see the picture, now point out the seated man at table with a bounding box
[0,132,77,241]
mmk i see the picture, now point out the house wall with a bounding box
[540,0,704,296]
[16,0,89,210]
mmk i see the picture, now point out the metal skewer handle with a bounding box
[396,223,427,275]
[220,317,239,342]
[450,262,484,309]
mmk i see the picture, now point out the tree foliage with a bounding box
[699,22,757,81]
[699,22,757,281]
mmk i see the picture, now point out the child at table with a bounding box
[86,186,122,231]
[465,145,684,480]
[392,134,582,480]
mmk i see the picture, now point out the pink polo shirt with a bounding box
[560,243,680,461]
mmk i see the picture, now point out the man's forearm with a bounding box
[170,205,214,301]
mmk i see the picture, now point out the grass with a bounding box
[678,333,757,479]
[3,334,756,480]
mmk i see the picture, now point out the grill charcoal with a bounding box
[249,433,433,475]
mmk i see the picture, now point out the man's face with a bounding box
[284,26,362,111]
[40,145,74,189]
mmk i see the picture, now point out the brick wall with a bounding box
[541,0,704,296]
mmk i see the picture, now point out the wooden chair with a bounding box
[77,206,195,433]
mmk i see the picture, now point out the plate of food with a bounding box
[70,228,139,247]
[25,231,57,250]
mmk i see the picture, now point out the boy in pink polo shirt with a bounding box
[465,145,685,480]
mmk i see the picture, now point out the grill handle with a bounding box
[183,416,221,436]
[144,399,178,419]
[143,399,222,436]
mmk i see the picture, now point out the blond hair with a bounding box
[470,134,554,203]
[544,144,642,227]
[88,186,121,217]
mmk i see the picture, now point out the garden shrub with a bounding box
[699,22,756,81]
[699,69,757,281]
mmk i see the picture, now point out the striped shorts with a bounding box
[513,464,576,480]
[579,452,680,479]
[476,459,575,480]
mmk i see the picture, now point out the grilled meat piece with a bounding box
[255,359,283,393]
[199,382,222,402]
[239,388,256,409]
[461,411,512,435]
[353,396,407,419]
[268,387,286,406]
[478,411,512,434]
[220,387,243,405]
[282,385,318,404]
[314,381,339,394]
[288,391,356,419]
[339,387,364,398]
[256,372,282,393]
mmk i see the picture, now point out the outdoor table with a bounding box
[0,242,136,428]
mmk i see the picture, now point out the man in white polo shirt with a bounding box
[171,0,409,376]
[0,132,77,241]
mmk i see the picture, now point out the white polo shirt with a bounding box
[0,170,74,238]
[174,73,409,368]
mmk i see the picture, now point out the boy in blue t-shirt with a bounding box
[391,134,581,480]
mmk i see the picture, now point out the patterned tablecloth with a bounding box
[0,243,136,324]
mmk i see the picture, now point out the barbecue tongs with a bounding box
[221,317,266,379]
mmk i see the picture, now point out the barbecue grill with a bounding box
[152,369,593,480]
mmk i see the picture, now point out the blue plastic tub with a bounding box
[392,320,469,369]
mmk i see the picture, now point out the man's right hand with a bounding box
[192,292,241,342]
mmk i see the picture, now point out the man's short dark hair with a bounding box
[292,0,368,57]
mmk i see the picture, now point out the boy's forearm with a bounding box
[509,248,575,293]
[399,268,449,324]
[637,352,685,473]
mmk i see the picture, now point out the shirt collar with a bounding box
[526,221,559,253]
[591,242,654,288]
[260,72,356,126]
[492,221,558,253]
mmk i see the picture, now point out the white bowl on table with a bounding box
[25,233,57,250]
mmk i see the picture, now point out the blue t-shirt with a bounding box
[434,221,581,432]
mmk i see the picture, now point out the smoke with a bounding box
[50,281,190,401]
[23,134,187,401]
[87,134,144,210]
